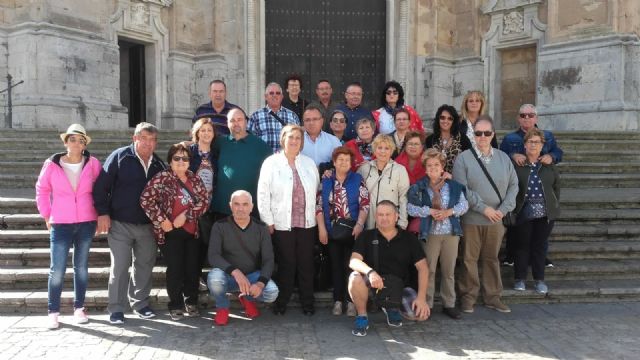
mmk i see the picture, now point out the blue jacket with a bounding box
[407,178,465,237]
[500,127,563,164]
[93,144,166,224]
[321,171,362,232]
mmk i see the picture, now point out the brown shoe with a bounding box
[461,302,474,313]
[485,300,511,313]
[443,307,462,319]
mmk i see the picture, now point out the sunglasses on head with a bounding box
[519,113,536,119]
[172,156,190,162]
[474,130,493,137]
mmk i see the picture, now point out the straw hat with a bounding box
[60,124,91,145]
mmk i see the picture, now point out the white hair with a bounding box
[230,190,253,204]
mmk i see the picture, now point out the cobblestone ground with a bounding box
[1,302,639,359]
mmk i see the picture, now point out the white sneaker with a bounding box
[74,307,89,324]
[346,301,357,317]
[47,313,60,330]
[332,301,343,315]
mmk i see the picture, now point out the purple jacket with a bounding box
[36,152,102,224]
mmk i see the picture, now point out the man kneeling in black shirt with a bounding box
[348,200,430,336]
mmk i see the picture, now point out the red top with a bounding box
[171,179,198,235]
[395,151,426,185]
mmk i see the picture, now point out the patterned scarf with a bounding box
[429,177,446,210]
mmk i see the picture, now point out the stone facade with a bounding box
[0,0,637,130]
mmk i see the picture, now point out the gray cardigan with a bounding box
[208,217,275,285]
[452,149,518,225]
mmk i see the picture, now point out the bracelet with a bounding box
[356,222,364,228]
[366,269,375,278]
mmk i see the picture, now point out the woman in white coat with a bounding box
[257,125,320,316]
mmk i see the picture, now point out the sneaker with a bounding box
[501,259,514,267]
[545,258,554,268]
[535,280,549,294]
[134,306,156,319]
[381,307,403,327]
[485,300,511,313]
[214,308,229,326]
[184,304,199,317]
[73,307,89,324]
[47,312,60,330]
[461,303,474,313]
[238,295,260,318]
[443,307,462,320]
[513,279,526,291]
[169,309,184,321]
[332,301,343,316]
[346,301,357,317]
[351,315,369,337]
[109,312,125,325]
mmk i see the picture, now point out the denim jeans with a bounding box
[207,268,279,309]
[48,221,96,312]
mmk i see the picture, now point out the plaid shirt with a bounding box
[248,106,300,152]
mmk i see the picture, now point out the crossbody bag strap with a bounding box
[468,147,503,206]
[372,230,380,272]
[226,217,258,264]
[269,110,287,127]
[176,177,198,203]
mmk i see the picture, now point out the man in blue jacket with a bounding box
[500,104,563,267]
[93,122,166,325]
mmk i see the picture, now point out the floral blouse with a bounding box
[316,179,370,222]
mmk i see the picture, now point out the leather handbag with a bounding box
[330,218,356,243]
[407,217,421,234]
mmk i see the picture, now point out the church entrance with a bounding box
[265,0,386,109]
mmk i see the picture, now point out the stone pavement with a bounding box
[1,302,640,360]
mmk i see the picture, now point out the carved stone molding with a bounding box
[503,11,524,35]
[142,0,174,7]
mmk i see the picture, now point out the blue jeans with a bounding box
[207,268,279,309]
[48,221,96,312]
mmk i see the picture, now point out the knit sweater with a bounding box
[452,149,518,225]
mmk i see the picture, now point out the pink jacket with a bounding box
[36,152,102,224]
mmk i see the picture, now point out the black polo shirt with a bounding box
[353,228,425,284]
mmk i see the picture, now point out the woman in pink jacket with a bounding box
[35,124,102,329]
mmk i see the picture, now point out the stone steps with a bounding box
[549,224,640,241]
[558,174,640,188]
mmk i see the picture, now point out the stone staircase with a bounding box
[0,129,639,312]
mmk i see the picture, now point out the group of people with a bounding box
[36,78,562,338]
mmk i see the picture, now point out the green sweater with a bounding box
[210,133,272,214]
[452,149,519,225]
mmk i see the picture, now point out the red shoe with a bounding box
[214,308,229,326]
[238,295,260,318]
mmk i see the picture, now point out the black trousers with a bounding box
[328,238,354,302]
[513,218,555,281]
[160,228,200,310]
[273,227,317,308]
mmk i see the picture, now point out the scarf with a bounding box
[429,177,446,210]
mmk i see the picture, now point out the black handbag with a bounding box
[330,218,357,243]
[469,148,518,227]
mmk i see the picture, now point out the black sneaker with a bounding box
[381,307,403,327]
[109,312,125,325]
[443,307,462,320]
[352,315,369,337]
[545,258,554,268]
[134,306,156,319]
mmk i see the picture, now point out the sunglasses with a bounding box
[67,137,87,145]
[474,131,493,137]
[439,115,453,121]
[268,91,282,96]
[172,156,190,162]
[526,140,544,145]
[519,113,536,119]
[332,117,346,123]
[385,90,398,95]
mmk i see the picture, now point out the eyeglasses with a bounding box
[331,117,346,123]
[346,91,362,96]
[474,131,493,137]
[385,90,398,95]
[519,113,536,119]
[395,117,409,122]
[439,116,453,121]
[526,140,544,145]
[67,137,87,145]
[268,91,282,96]
[172,156,190,162]
[406,142,422,147]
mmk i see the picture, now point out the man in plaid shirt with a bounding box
[248,82,300,152]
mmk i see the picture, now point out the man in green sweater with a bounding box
[452,116,518,314]
[207,190,279,326]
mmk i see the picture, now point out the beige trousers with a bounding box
[423,234,460,308]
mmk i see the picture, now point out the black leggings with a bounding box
[513,218,554,281]
[160,228,200,310]
[328,238,354,302]
[272,227,317,307]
